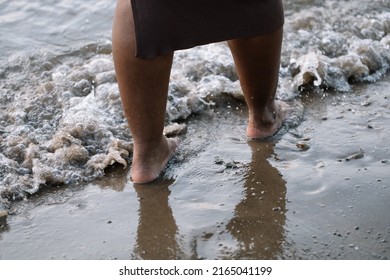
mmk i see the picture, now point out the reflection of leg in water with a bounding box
[134,178,183,259]
[226,141,286,259]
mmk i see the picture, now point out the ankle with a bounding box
[249,102,278,128]
[133,136,167,155]
[246,100,288,139]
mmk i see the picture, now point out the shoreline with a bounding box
[1,77,389,260]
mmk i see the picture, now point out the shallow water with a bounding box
[1,79,389,259]
[1,0,389,204]
[0,0,389,259]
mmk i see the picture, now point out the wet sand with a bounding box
[0,76,389,260]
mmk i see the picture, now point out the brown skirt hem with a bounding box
[131,0,284,59]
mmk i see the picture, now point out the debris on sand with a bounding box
[0,211,8,226]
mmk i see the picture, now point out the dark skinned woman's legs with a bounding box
[112,0,286,183]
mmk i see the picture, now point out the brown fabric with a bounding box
[131,0,284,59]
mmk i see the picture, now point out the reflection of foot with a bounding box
[246,100,289,139]
[131,137,179,184]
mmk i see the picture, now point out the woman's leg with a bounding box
[228,27,287,139]
[112,0,177,183]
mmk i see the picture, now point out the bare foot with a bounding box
[131,136,179,184]
[246,100,289,139]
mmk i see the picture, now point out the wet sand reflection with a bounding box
[133,178,183,259]
[226,140,286,259]
[132,139,286,259]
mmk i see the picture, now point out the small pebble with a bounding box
[0,211,8,225]
[296,142,310,151]
[214,156,224,165]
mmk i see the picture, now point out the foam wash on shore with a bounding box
[0,0,389,208]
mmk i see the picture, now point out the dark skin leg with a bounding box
[228,27,287,139]
[112,0,178,184]
[112,0,287,183]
